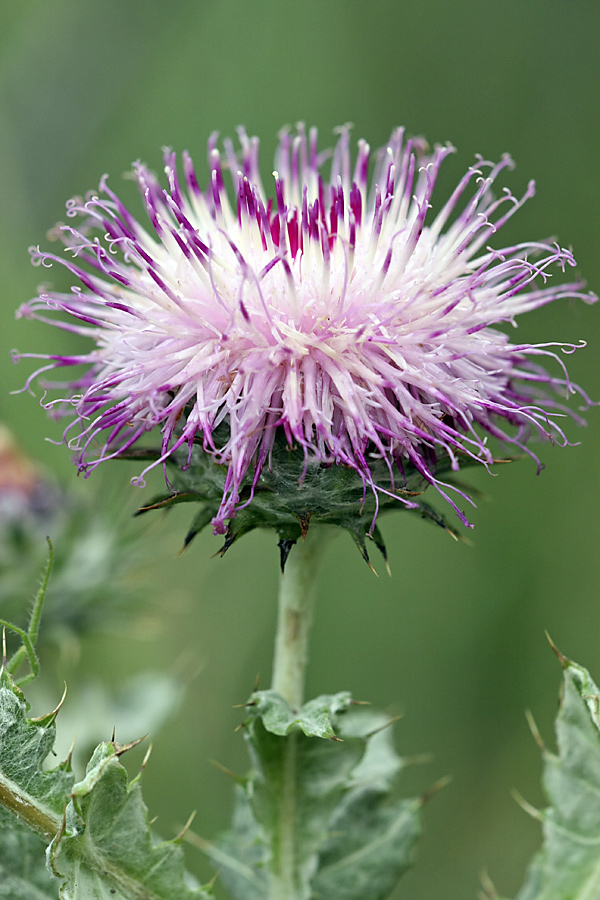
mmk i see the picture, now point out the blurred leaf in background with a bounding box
[1,2,599,899]
[0,422,187,783]
[0,424,146,647]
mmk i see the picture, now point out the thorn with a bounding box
[417,504,465,543]
[180,828,222,891]
[253,672,260,691]
[278,538,297,573]
[136,500,169,514]
[174,810,197,842]
[355,539,378,575]
[232,697,257,709]
[135,496,179,515]
[181,526,201,553]
[369,527,391,575]
[422,774,452,803]
[206,869,219,890]
[348,526,379,575]
[210,759,243,783]
[2,626,6,668]
[363,552,378,576]
[511,788,544,821]
[65,737,76,767]
[114,735,148,757]
[545,631,568,667]
[111,726,116,742]
[350,699,371,706]
[479,869,499,900]
[141,742,153,771]
[525,709,546,752]
[213,532,237,558]
[135,490,201,515]
[149,815,158,825]
[31,682,68,723]
[365,713,403,738]
[181,828,211,852]
[295,512,312,539]
[356,538,379,578]
[402,752,434,767]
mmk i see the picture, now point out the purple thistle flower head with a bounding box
[16,125,596,561]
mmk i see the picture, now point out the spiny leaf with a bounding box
[0,667,73,835]
[207,692,422,900]
[0,667,211,900]
[2,537,53,686]
[50,740,211,900]
[511,656,600,900]
[312,707,422,900]
[312,795,422,900]
[203,787,267,900]
[0,670,72,895]
[247,690,353,739]
[0,812,57,900]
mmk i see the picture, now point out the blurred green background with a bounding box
[1,1,599,898]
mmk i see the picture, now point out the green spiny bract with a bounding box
[131,429,476,571]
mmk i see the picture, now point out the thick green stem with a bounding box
[268,730,301,900]
[268,527,332,900]
[270,528,330,710]
[0,771,61,840]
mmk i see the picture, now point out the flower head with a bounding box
[16,126,595,556]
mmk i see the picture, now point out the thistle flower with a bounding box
[16,126,595,559]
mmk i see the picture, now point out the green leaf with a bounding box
[512,655,600,900]
[50,741,210,900]
[312,708,422,900]
[0,668,71,898]
[0,812,57,900]
[207,786,268,900]
[312,795,421,900]
[0,482,145,648]
[1,536,52,686]
[0,667,211,900]
[209,692,422,900]
[0,668,73,836]
[249,690,353,738]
